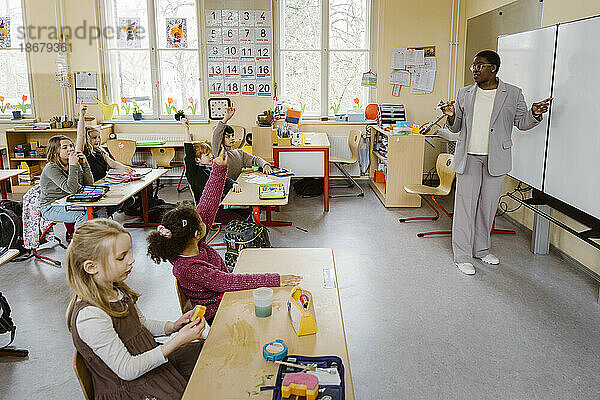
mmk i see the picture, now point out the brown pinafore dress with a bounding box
[70,296,202,400]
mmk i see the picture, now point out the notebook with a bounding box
[259,183,286,199]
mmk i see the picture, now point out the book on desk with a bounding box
[259,183,286,199]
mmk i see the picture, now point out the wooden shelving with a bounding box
[368,125,424,207]
[4,125,112,192]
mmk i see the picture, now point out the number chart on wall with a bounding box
[206,9,272,98]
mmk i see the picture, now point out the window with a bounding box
[0,0,34,118]
[100,0,202,119]
[278,0,371,117]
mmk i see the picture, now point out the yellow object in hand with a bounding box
[191,305,206,322]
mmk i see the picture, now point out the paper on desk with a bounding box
[391,47,406,69]
[246,176,274,184]
[389,69,411,86]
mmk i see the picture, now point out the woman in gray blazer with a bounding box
[441,50,551,275]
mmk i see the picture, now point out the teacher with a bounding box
[441,50,551,275]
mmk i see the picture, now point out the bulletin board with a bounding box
[204,0,273,98]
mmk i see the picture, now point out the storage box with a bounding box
[374,170,386,183]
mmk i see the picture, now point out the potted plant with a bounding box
[12,105,22,119]
[132,103,143,120]
[174,109,185,121]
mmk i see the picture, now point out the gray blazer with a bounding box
[446,79,541,176]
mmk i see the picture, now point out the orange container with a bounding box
[374,170,385,183]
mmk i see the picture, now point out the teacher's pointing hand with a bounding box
[532,97,553,115]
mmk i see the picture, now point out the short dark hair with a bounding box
[224,125,234,135]
[475,50,501,72]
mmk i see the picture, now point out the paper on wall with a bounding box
[391,47,406,69]
[406,49,425,66]
[389,70,411,86]
[424,57,437,71]
[412,68,435,92]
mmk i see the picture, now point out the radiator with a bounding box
[326,133,361,177]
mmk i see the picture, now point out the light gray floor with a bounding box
[1,181,600,399]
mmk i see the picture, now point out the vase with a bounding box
[133,112,143,121]
[12,110,22,119]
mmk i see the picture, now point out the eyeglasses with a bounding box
[470,63,494,72]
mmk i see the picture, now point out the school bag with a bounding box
[0,291,16,348]
[0,200,27,257]
[223,220,271,271]
[293,178,324,198]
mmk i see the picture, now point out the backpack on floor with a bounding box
[0,292,16,348]
[223,220,271,271]
[0,200,27,257]
[293,178,324,198]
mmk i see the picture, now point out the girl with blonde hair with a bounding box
[66,219,205,399]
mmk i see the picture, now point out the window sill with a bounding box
[300,119,376,125]
[102,119,210,124]
[0,118,36,124]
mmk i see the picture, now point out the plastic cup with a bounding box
[253,287,273,318]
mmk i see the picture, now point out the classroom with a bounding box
[0,0,599,399]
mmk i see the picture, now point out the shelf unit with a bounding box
[368,125,424,207]
[4,125,113,193]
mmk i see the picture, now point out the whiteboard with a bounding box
[544,16,600,220]
[497,26,555,190]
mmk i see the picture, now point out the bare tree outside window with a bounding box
[0,0,33,117]
[280,0,370,117]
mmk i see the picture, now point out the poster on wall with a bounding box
[203,9,272,97]
[166,18,187,48]
[118,18,140,48]
[0,17,10,48]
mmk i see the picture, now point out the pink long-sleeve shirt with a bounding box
[171,162,280,320]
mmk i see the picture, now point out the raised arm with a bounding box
[196,149,228,234]
[211,107,235,155]
[75,102,87,153]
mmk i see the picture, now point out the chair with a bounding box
[176,280,192,314]
[150,147,176,168]
[230,125,246,149]
[329,130,364,198]
[106,139,139,167]
[22,184,75,267]
[400,153,455,237]
[74,351,94,400]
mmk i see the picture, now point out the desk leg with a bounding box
[252,205,291,226]
[323,149,329,212]
[124,186,160,228]
[86,207,95,220]
[0,181,6,199]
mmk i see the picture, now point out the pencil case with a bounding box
[271,355,346,400]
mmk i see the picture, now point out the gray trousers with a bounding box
[452,154,505,263]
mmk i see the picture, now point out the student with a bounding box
[147,149,301,323]
[75,102,134,181]
[181,117,241,202]
[66,219,205,399]
[211,107,273,180]
[39,135,94,228]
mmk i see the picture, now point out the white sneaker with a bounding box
[479,254,499,265]
[455,262,475,275]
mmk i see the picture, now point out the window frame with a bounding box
[0,0,36,120]
[97,0,205,121]
[275,0,376,119]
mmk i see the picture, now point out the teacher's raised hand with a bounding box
[532,97,553,115]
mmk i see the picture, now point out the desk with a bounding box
[52,169,167,227]
[0,169,26,199]
[222,171,291,226]
[273,132,330,212]
[182,248,354,400]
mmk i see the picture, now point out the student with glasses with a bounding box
[439,50,552,275]
[211,107,273,180]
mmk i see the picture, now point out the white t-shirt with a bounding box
[468,86,497,155]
